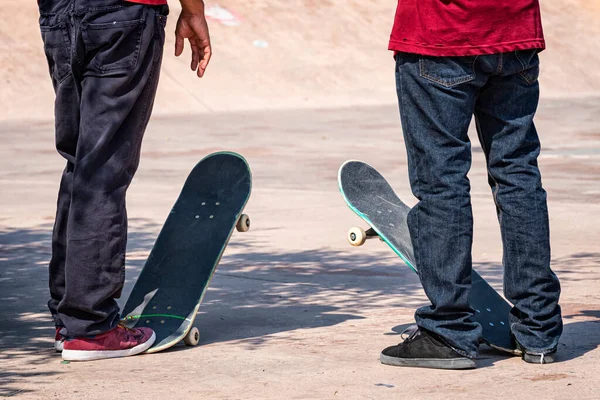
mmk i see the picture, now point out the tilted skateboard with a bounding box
[338,160,518,354]
[121,152,252,353]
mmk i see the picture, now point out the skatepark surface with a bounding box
[1,0,600,399]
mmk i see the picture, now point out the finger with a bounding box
[198,45,212,78]
[191,44,200,71]
[175,34,184,57]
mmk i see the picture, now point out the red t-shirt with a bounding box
[389,0,545,56]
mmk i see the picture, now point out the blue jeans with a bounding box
[39,0,168,336]
[394,51,563,357]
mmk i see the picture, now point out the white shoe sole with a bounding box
[380,353,476,370]
[62,331,156,361]
[55,340,64,352]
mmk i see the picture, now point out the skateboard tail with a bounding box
[144,305,200,353]
[145,224,239,353]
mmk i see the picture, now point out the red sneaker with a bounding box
[62,324,155,361]
[54,328,64,352]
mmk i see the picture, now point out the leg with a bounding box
[57,2,168,337]
[474,50,562,355]
[48,163,74,327]
[39,1,81,328]
[395,52,485,357]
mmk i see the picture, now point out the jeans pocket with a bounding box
[514,49,540,85]
[82,6,147,74]
[419,55,477,88]
[40,17,72,84]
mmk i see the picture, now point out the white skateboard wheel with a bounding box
[348,227,367,246]
[183,327,200,346]
[236,214,250,232]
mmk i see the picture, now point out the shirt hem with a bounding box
[388,39,545,57]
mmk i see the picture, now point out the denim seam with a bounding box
[59,24,73,84]
[516,336,558,355]
[496,53,504,75]
[155,14,168,38]
[418,57,476,88]
[86,5,129,13]
[57,71,73,85]
[154,12,167,39]
[40,22,73,84]
[39,22,66,31]
[130,16,161,176]
[398,55,421,280]
[69,13,86,68]
[514,50,526,70]
[85,19,145,29]
[518,71,534,85]
[514,50,536,85]
[474,117,501,215]
[118,215,127,297]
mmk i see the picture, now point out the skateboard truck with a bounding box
[347,227,380,246]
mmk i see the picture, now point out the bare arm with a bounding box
[175,0,212,77]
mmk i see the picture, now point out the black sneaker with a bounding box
[380,328,476,370]
[516,342,557,364]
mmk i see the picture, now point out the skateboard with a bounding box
[121,151,252,353]
[338,160,518,354]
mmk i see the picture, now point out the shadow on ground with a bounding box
[1,223,599,393]
[0,221,417,363]
[0,221,158,397]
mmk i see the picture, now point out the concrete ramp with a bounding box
[1,0,599,121]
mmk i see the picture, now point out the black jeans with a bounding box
[39,0,168,337]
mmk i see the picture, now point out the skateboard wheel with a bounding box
[236,214,250,232]
[184,327,200,346]
[348,227,367,246]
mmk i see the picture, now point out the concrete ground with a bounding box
[1,98,599,399]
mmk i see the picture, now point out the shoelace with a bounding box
[399,325,420,343]
[117,323,142,338]
[400,325,419,340]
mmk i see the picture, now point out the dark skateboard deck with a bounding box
[122,152,252,353]
[338,160,517,354]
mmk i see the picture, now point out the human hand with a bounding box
[175,0,212,77]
